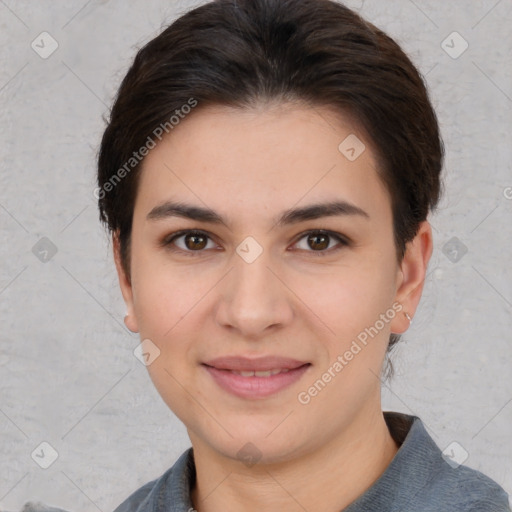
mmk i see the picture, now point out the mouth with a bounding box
[202,356,311,399]
[203,355,309,372]
[213,368,295,377]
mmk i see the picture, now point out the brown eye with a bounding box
[183,232,208,250]
[307,233,329,250]
[163,230,216,255]
[293,230,348,255]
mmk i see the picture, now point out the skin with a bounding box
[114,102,433,512]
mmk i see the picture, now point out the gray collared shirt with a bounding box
[110,412,510,512]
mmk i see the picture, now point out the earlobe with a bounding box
[113,232,139,333]
[390,221,433,334]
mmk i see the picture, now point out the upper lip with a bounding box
[203,356,309,371]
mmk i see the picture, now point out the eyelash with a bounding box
[161,229,350,257]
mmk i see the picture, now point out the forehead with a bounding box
[134,103,392,227]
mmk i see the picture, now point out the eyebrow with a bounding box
[146,199,370,228]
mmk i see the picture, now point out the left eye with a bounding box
[293,230,348,254]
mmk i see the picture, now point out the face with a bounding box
[115,103,431,465]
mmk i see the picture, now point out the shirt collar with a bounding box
[154,412,441,511]
[343,411,444,511]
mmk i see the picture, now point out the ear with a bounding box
[390,221,433,334]
[113,232,139,333]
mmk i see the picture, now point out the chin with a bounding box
[209,423,309,467]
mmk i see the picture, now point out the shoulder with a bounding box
[424,462,510,512]
[112,447,194,512]
[111,479,158,512]
[383,412,510,512]
[111,467,173,512]
[11,478,166,512]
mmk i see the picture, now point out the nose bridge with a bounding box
[216,239,292,336]
[235,243,273,295]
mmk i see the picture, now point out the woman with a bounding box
[91,0,509,511]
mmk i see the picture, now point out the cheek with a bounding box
[297,260,397,407]
[130,257,208,417]
[131,245,210,337]
[302,256,397,339]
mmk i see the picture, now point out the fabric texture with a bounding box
[10,412,510,512]
[111,411,510,512]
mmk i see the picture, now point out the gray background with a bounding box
[1,0,511,510]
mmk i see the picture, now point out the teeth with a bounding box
[239,370,256,377]
[255,370,272,377]
[231,368,291,377]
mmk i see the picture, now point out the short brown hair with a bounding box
[97,0,444,377]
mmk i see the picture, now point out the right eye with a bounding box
[162,229,219,256]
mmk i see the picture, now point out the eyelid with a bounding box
[290,229,350,254]
[161,228,350,256]
[160,229,219,254]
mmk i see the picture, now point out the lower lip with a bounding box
[203,364,311,399]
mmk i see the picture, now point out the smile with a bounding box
[202,362,311,399]
[229,368,291,377]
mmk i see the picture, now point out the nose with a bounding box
[215,245,294,339]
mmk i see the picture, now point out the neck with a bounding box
[189,408,399,512]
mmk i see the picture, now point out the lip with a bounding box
[203,355,308,372]
[202,356,311,399]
